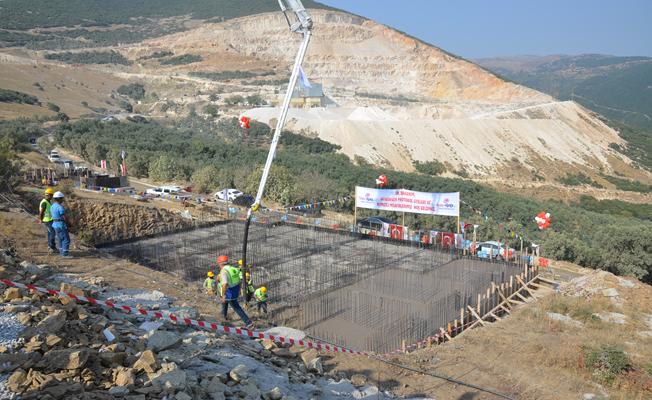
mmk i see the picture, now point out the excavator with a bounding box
[241,0,313,267]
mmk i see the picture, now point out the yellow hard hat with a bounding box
[245,272,250,278]
[207,271,214,277]
[260,286,267,294]
[44,187,54,195]
[238,259,244,266]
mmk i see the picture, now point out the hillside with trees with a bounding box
[48,118,652,282]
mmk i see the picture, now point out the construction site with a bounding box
[103,218,530,353]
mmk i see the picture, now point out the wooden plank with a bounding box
[467,305,486,327]
[516,275,536,297]
[440,327,452,341]
[515,291,529,302]
[489,312,502,321]
[499,303,511,314]
[537,276,560,285]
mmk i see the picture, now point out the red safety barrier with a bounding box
[0,278,369,356]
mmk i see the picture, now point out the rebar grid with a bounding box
[105,221,523,352]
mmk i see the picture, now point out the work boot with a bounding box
[48,248,57,254]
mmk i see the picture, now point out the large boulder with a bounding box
[150,362,187,391]
[21,309,67,339]
[146,331,181,352]
[113,367,135,387]
[39,348,90,370]
[132,349,159,373]
[3,287,22,301]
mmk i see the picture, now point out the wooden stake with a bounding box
[516,275,536,297]
[467,305,486,326]
[401,340,406,354]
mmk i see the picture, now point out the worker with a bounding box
[50,191,72,258]
[39,188,57,254]
[217,255,253,329]
[204,271,216,296]
[254,286,268,315]
[244,271,255,306]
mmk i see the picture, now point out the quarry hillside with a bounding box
[0,8,650,187]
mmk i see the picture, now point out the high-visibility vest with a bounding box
[223,266,241,288]
[203,277,215,290]
[254,288,267,302]
[40,199,53,222]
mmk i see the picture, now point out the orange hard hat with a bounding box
[217,255,229,264]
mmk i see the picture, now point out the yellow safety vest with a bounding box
[223,265,241,288]
[40,199,53,222]
[254,288,267,302]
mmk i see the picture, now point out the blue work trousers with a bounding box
[54,224,70,256]
[222,298,251,325]
[44,221,57,250]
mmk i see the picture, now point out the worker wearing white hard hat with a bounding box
[50,191,73,258]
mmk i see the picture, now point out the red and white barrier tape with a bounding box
[0,278,369,356]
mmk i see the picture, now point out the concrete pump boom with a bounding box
[241,0,313,268]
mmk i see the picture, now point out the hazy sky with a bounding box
[319,0,652,59]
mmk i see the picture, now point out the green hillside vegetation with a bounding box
[601,175,652,193]
[117,83,146,101]
[576,196,652,221]
[160,54,203,66]
[483,55,652,132]
[607,121,652,171]
[44,50,132,65]
[0,0,334,30]
[557,172,603,188]
[47,118,652,282]
[0,89,39,105]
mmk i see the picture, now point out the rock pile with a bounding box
[0,249,384,400]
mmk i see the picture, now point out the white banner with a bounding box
[355,187,460,217]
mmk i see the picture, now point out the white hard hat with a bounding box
[53,191,65,199]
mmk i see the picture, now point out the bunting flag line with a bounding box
[284,196,351,212]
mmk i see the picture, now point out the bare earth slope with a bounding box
[0,9,648,183]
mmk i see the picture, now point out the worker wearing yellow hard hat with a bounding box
[39,187,57,254]
[254,286,268,315]
[204,270,216,296]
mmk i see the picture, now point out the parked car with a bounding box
[475,241,515,260]
[214,188,243,202]
[146,186,189,199]
[48,153,61,163]
[232,194,255,208]
[356,216,396,233]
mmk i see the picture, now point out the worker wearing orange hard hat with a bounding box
[217,255,253,329]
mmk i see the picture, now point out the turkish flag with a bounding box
[438,232,454,248]
[390,224,403,240]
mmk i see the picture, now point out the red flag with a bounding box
[239,116,250,129]
[375,174,388,188]
[100,160,107,170]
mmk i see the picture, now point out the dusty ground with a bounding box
[2,195,651,399]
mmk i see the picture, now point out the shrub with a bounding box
[414,160,446,176]
[44,50,132,65]
[160,54,202,65]
[47,102,60,112]
[117,83,145,100]
[224,95,244,105]
[584,345,631,385]
[202,104,218,118]
[557,172,603,188]
[0,89,39,105]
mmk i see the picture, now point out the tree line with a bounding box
[48,117,652,282]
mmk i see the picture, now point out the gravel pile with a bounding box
[0,313,24,350]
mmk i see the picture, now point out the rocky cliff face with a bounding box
[144,10,550,106]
